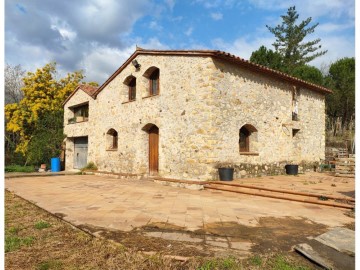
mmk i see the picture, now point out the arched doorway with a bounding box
[142,123,159,175]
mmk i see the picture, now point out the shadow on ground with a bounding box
[78,216,329,258]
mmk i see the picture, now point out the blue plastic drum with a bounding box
[51,157,61,172]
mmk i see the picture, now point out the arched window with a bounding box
[106,129,118,150]
[123,75,136,101]
[143,67,160,96]
[239,124,257,153]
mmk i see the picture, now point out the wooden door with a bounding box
[149,126,159,174]
[74,137,88,169]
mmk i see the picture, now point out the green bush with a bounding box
[5,165,35,173]
[82,161,98,171]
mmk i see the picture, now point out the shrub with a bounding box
[5,165,35,173]
[82,161,98,171]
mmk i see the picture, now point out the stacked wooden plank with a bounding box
[337,148,349,158]
[335,157,355,178]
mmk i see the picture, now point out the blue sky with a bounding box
[5,0,355,84]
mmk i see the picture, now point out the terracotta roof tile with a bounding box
[62,84,98,106]
[78,84,98,97]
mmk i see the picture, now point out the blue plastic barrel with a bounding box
[51,157,61,172]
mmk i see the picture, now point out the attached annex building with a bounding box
[63,48,331,180]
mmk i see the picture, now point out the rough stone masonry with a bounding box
[63,49,330,180]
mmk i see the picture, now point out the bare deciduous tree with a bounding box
[5,63,25,104]
[5,63,26,165]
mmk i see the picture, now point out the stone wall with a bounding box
[64,53,326,180]
[63,89,95,170]
[207,58,325,178]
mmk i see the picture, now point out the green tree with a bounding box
[250,45,284,71]
[266,6,327,72]
[26,111,65,166]
[325,57,355,134]
[250,46,325,85]
[5,62,84,158]
[291,65,324,85]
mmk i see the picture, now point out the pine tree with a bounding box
[266,6,327,72]
[250,45,284,71]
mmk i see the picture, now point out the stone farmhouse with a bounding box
[63,48,331,180]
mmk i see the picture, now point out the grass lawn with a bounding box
[5,190,315,270]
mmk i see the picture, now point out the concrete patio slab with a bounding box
[315,227,355,256]
[5,174,354,256]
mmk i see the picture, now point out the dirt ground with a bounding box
[79,216,331,256]
[5,191,326,270]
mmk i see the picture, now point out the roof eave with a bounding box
[92,49,332,98]
[213,52,332,95]
[92,49,217,98]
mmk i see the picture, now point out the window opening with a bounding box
[149,69,159,95]
[239,127,250,152]
[69,104,89,123]
[107,129,118,150]
[292,87,299,121]
[128,77,136,101]
[292,129,300,137]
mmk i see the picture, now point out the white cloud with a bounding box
[249,0,354,20]
[5,0,354,85]
[50,18,77,41]
[210,12,223,20]
[149,21,163,31]
[5,0,153,82]
[81,45,134,84]
[140,37,170,50]
[170,16,183,22]
[81,38,169,83]
[194,0,237,9]
[193,0,222,8]
[212,35,274,60]
[165,0,176,11]
[317,22,354,33]
[185,27,194,36]
[5,33,54,73]
[242,0,355,68]
[309,35,355,68]
[212,30,354,72]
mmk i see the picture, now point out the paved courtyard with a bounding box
[5,174,354,257]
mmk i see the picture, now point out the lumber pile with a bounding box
[335,157,355,178]
[337,148,349,158]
